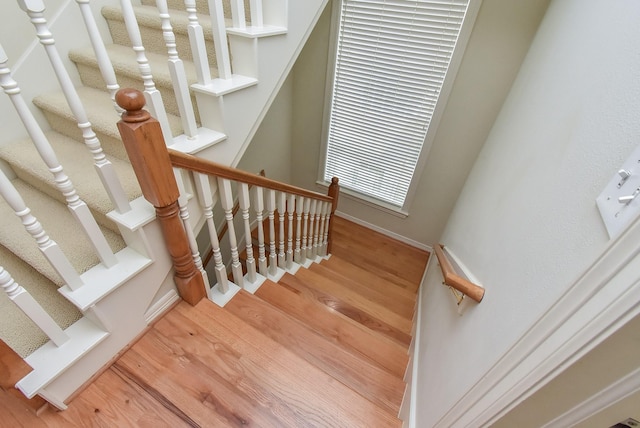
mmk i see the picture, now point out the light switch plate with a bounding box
[597,144,640,239]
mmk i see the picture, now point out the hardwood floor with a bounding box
[2,216,429,427]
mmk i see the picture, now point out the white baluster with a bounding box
[238,183,256,284]
[184,0,212,85]
[194,174,228,294]
[250,0,263,27]
[286,194,295,269]
[207,0,232,79]
[156,0,198,137]
[300,197,310,265]
[277,192,286,269]
[230,0,247,29]
[75,0,123,113]
[16,3,132,221]
[119,0,174,141]
[294,195,303,263]
[266,189,277,276]
[318,202,328,257]
[307,199,317,260]
[218,178,243,287]
[0,266,69,347]
[0,170,83,290]
[322,202,331,256]
[174,170,209,292]
[253,187,268,276]
[312,200,322,260]
[0,47,118,269]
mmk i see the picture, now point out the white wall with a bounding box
[291,0,548,246]
[415,0,640,426]
[237,74,293,182]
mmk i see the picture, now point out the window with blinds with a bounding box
[323,0,471,208]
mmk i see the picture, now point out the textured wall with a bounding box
[415,0,640,425]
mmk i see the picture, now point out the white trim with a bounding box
[335,211,432,251]
[316,180,409,218]
[144,289,180,324]
[401,256,431,427]
[434,213,640,427]
[542,366,640,428]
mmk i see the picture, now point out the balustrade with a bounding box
[0,169,83,291]
[0,267,69,347]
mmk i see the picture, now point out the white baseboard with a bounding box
[335,211,432,252]
[399,255,432,427]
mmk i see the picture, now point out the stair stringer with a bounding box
[18,213,181,407]
[191,0,330,167]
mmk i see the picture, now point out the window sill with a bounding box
[315,180,409,219]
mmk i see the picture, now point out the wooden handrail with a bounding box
[168,150,334,203]
[434,244,484,303]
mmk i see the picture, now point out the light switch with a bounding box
[597,144,640,239]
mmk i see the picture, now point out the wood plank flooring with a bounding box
[2,216,429,427]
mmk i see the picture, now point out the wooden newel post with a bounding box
[326,177,340,253]
[115,88,206,305]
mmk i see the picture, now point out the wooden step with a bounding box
[255,280,409,378]
[330,216,430,293]
[279,273,412,348]
[322,255,418,302]
[224,291,405,417]
[309,260,416,320]
[138,299,401,427]
[292,268,413,335]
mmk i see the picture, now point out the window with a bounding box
[322,0,473,210]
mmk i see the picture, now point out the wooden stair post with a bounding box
[115,88,206,305]
[326,177,340,254]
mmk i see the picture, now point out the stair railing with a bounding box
[0,46,119,269]
[0,169,83,290]
[116,88,207,305]
[116,88,339,306]
[17,1,131,220]
[0,266,69,348]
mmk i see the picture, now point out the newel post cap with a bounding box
[116,88,151,123]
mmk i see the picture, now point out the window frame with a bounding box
[318,0,483,215]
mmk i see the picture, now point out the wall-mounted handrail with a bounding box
[168,150,334,203]
[434,244,484,303]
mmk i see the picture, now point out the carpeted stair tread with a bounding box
[254,279,409,378]
[0,130,141,232]
[35,74,184,156]
[0,179,126,287]
[0,246,82,358]
[101,4,237,66]
[70,43,214,119]
[140,0,251,21]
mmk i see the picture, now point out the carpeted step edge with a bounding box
[0,131,141,234]
[0,246,82,359]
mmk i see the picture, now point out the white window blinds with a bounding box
[324,0,470,208]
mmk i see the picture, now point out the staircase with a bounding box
[2,216,429,426]
[0,0,328,408]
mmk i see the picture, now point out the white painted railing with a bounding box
[18,1,131,221]
[75,0,123,113]
[167,149,338,307]
[0,266,69,347]
[0,169,84,291]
